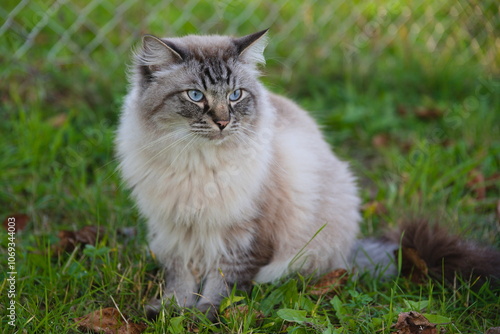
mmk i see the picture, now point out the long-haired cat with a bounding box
[116,29,499,320]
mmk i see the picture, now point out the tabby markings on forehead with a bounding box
[197,61,234,88]
[203,68,216,85]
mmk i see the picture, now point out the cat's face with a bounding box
[132,30,268,143]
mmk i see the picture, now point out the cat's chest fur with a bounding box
[121,130,273,272]
[135,139,269,227]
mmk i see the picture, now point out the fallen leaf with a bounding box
[308,268,348,296]
[74,307,147,334]
[400,141,414,153]
[372,134,391,148]
[397,105,408,117]
[439,139,454,148]
[47,113,68,128]
[467,169,486,200]
[74,225,105,244]
[485,173,500,191]
[223,304,265,325]
[3,214,29,232]
[53,225,105,255]
[392,311,438,334]
[187,323,200,333]
[397,247,429,284]
[414,107,443,120]
[486,327,500,334]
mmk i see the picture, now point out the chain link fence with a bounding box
[1,0,499,82]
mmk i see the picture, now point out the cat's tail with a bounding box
[350,220,500,287]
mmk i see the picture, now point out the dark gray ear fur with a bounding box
[233,29,269,64]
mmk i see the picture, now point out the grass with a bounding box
[1,0,500,333]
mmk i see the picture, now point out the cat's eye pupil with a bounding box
[187,90,204,102]
[229,89,242,101]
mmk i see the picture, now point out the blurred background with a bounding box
[1,0,499,235]
[2,0,498,97]
[1,2,499,331]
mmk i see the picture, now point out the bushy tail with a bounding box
[351,220,500,287]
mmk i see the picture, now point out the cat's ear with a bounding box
[136,35,185,74]
[233,29,269,65]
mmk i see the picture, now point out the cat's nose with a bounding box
[215,119,229,130]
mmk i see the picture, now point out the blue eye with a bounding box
[229,89,242,101]
[187,90,204,102]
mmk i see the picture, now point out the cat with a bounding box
[115,29,499,320]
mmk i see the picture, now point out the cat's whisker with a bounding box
[115,132,195,189]
[231,133,247,149]
[140,131,193,162]
[169,133,199,166]
[99,128,187,180]
[238,124,258,136]
[156,133,200,183]
[135,128,188,153]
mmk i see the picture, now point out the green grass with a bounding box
[1,0,500,333]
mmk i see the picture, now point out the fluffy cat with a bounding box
[116,29,499,320]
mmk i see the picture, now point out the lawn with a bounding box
[1,0,499,333]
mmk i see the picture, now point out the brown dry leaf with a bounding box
[74,307,147,334]
[3,214,29,232]
[392,311,438,334]
[308,268,348,296]
[439,139,454,148]
[372,134,391,148]
[400,141,414,153]
[47,113,68,128]
[397,105,408,117]
[397,247,429,284]
[74,225,105,244]
[467,169,486,200]
[223,305,265,325]
[53,225,105,255]
[187,324,200,333]
[485,173,500,191]
[414,107,443,120]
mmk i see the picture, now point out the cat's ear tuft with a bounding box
[233,29,269,65]
[136,35,185,75]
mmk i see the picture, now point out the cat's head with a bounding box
[129,29,269,142]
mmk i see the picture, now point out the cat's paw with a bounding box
[145,298,163,320]
[195,301,219,322]
[145,298,181,320]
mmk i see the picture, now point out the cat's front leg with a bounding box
[146,258,198,318]
[195,262,255,321]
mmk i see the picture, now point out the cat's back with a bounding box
[267,92,334,163]
[268,93,320,133]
